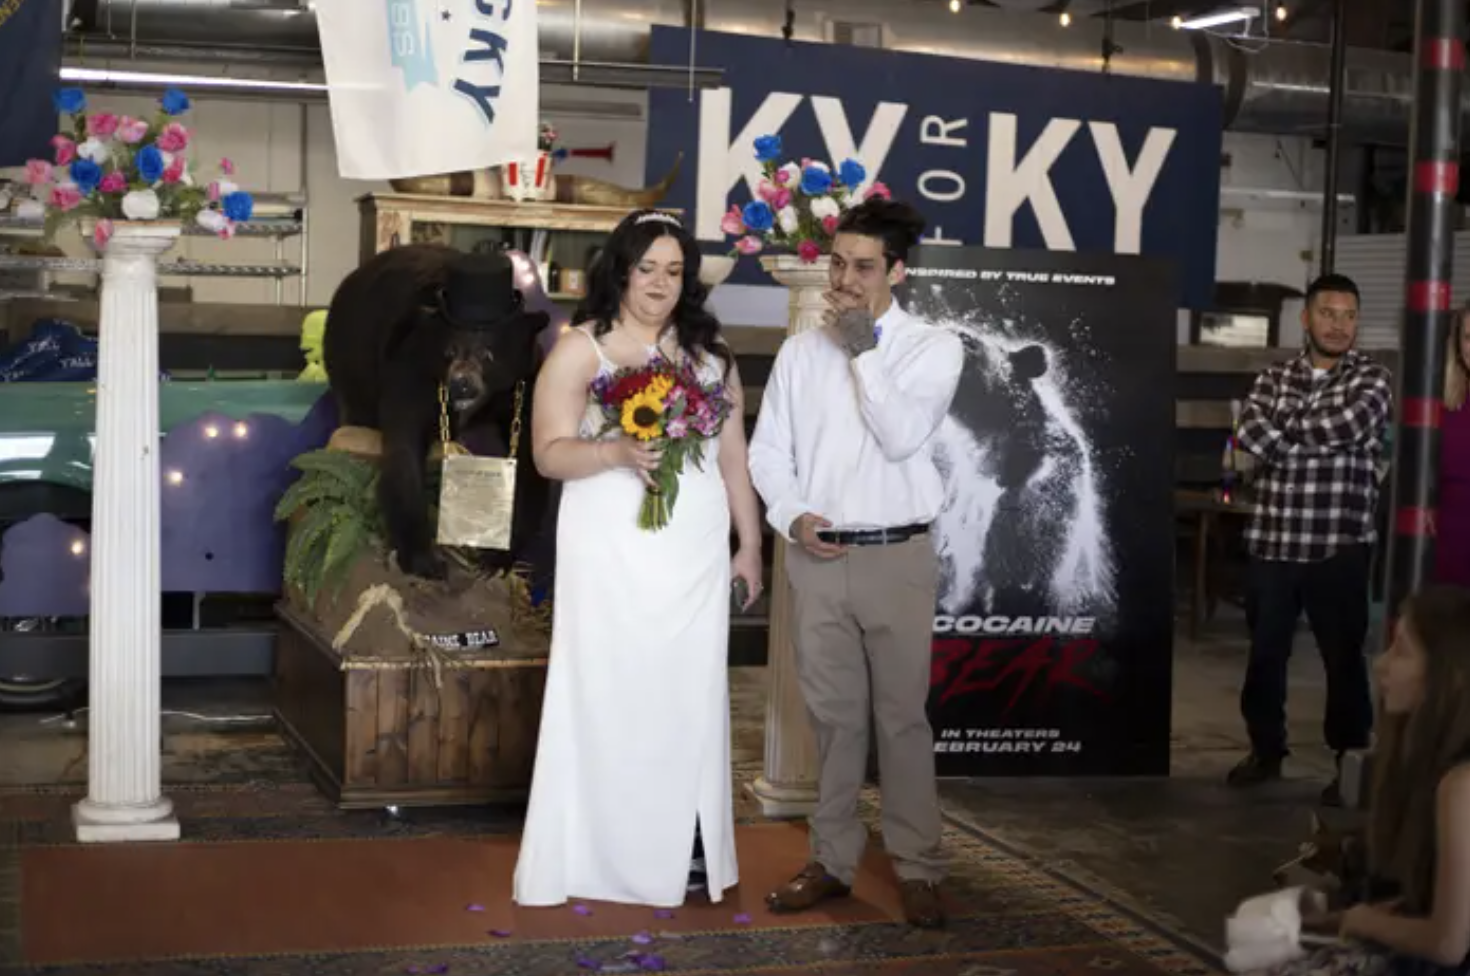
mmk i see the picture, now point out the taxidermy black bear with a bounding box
[323,244,552,581]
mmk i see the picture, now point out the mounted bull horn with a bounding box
[390,153,683,209]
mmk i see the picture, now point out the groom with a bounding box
[748,197,964,929]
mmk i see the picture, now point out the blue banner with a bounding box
[0,0,62,168]
[647,28,1223,308]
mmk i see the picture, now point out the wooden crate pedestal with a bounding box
[273,605,547,808]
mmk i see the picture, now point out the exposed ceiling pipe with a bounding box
[71,0,1426,145]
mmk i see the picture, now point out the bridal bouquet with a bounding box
[591,358,733,531]
[19,86,255,247]
[721,132,891,263]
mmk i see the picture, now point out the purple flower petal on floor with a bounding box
[576,955,602,970]
[488,929,512,938]
[653,910,674,919]
[465,903,485,912]
[427,967,449,975]
[631,931,654,945]
[637,954,667,972]
[734,913,752,924]
[573,903,594,916]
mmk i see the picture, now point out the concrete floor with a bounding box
[0,608,1350,956]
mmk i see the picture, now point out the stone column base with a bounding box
[746,777,818,819]
[73,798,180,844]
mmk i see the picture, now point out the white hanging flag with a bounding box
[314,0,539,181]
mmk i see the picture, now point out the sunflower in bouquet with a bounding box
[591,357,734,530]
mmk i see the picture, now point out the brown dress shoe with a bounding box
[900,880,946,929]
[765,862,852,914]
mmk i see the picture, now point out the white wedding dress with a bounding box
[512,329,738,908]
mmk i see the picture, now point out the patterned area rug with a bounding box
[0,782,1224,976]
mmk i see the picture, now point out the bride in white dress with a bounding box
[512,210,765,908]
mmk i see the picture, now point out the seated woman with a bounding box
[1261,584,1470,976]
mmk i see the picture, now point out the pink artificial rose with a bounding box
[735,235,764,255]
[821,215,839,235]
[865,181,891,201]
[772,166,792,187]
[48,184,83,212]
[797,239,823,264]
[89,113,120,138]
[24,159,53,186]
[161,157,185,184]
[117,116,148,144]
[207,181,222,203]
[51,136,76,166]
[772,187,792,209]
[99,171,127,194]
[219,157,236,175]
[720,204,745,237]
[217,221,237,241]
[757,179,781,204]
[156,122,190,153]
[92,219,114,249]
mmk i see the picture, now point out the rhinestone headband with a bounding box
[635,212,682,228]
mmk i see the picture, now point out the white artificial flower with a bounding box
[16,198,44,220]
[196,209,228,233]
[778,163,800,187]
[216,179,240,198]
[806,160,830,172]
[121,188,161,221]
[777,205,799,234]
[810,196,840,220]
[77,138,111,164]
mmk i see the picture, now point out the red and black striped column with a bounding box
[1385,0,1465,627]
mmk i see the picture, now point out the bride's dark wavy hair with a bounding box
[574,209,733,379]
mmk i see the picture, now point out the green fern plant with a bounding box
[273,449,384,607]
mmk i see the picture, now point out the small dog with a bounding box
[1271,811,1372,907]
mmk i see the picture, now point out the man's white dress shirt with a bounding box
[748,301,965,542]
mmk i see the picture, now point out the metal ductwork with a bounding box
[76,0,1419,145]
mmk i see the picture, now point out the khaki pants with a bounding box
[785,535,945,886]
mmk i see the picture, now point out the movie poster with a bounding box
[899,246,1177,777]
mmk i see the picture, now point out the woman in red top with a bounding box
[1436,309,1470,587]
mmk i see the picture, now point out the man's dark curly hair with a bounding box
[835,198,928,269]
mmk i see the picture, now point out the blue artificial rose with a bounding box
[800,166,833,196]
[741,200,774,233]
[753,134,783,164]
[70,159,103,195]
[160,88,191,116]
[838,159,867,188]
[54,88,86,115]
[222,191,254,223]
[135,145,166,184]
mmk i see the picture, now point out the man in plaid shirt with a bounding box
[1229,273,1392,806]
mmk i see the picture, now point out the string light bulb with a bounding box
[1275,4,1287,20]
[204,424,219,438]
[167,470,184,485]
[948,0,960,11]
[70,540,85,556]
[233,422,249,439]
[1059,11,1071,26]
[1171,15,1183,27]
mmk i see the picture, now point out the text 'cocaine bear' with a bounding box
[323,244,552,580]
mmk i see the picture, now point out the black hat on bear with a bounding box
[436,251,525,331]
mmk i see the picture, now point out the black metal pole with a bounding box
[1385,0,1464,625]
[1319,0,1348,274]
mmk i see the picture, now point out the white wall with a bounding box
[6,81,1332,346]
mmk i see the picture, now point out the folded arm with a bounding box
[849,327,965,462]
[747,344,809,542]
[1282,366,1392,455]
[1235,368,1290,465]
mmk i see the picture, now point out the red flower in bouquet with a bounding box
[591,357,734,530]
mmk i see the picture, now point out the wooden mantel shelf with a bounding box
[356,193,681,235]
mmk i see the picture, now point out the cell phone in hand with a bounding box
[815,529,836,544]
[732,578,750,611]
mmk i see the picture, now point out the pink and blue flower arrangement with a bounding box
[720,133,890,264]
[18,87,255,249]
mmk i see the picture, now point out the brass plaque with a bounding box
[436,454,517,551]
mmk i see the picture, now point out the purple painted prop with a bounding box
[0,392,337,615]
[0,514,90,617]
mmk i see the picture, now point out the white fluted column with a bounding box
[746,255,829,819]
[73,221,181,843]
